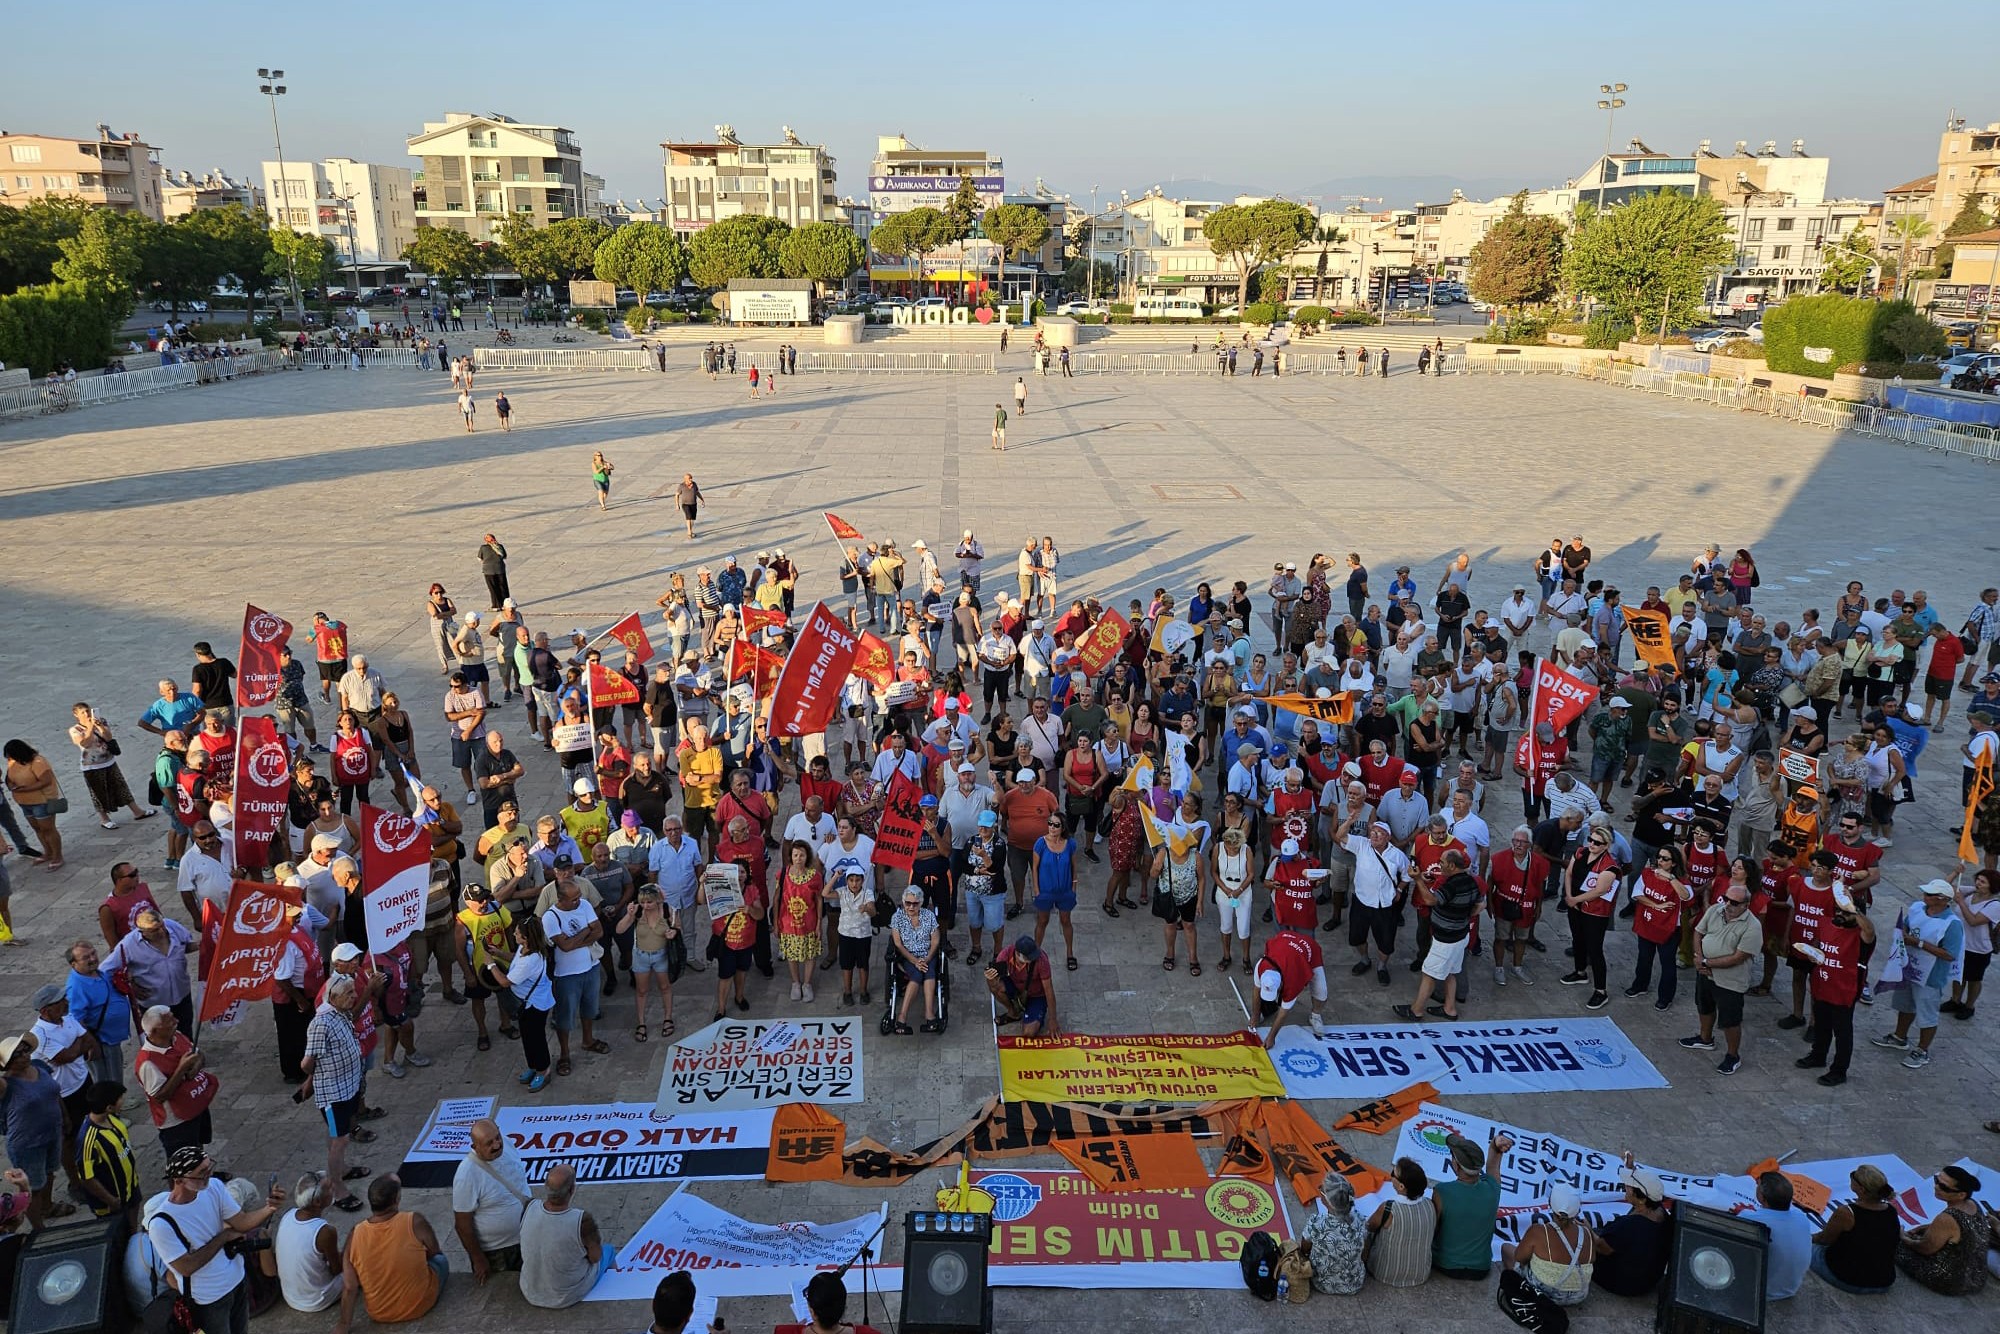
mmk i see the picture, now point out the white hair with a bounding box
[330,856,359,881]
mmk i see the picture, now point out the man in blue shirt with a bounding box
[138,681,203,739]
[1742,1171,1812,1300]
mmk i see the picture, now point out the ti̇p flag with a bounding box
[587,660,641,708]
[851,631,895,690]
[231,714,291,870]
[823,511,864,542]
[236,604,294,708]
[360,804,430,954]
[604,612,655,665]
[201,877,303,1021]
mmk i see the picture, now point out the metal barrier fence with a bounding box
[1073,350,1463,377]
[0,350,291,422]
[1658,351,1711,376]
[293,346,422,369]
[472,347,658,372]
[802,351,994,374]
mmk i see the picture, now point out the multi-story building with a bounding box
[1928,229,2000,317]
[660,125,837,234]
[1931,118,2000,234]
[161,169,260,220]
[405,112,588,241]
[261,158,416,265]
[0,125,163,221]
[1878,173,1937,263]
[867,135,1003,217]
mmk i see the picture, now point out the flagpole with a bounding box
[823,514,861,606]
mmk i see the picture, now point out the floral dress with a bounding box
[1108,799,1146,873]
[1301,1207,1367,1295]
[1826,749,1869,825]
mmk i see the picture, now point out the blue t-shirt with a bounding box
[0,1061,65,1151]
[1346,566,1369,599]
[66,970,130,1045]
[138,695,202,736]
[1744,1205,1812,1300]
[1034,837,1074,894]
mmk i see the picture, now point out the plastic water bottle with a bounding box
[1276,1275,1290,1302]
[914,1213,928,1233]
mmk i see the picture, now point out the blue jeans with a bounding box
[551,965,600,1033]
[1629,936,1679,1006]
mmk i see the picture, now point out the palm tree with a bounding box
[1888,215,1933,302]
[1311,221,1345,304]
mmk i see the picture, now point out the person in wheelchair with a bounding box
[888,888,944,1034]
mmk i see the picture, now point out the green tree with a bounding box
[494,214,561,294]
[1877,303,1949,361]
[545,217,613,280]
[0,281,123,375]
[402,226,484,294]
[687,214,790,290]
[0,197,90,294]
[53,209,156,319]
[594,223,690,297]
[1564,188,1734,333]
[868,208,956,297]
[1935,195,1995,273]
[980,203,1050,302]
[1815,229,1876,297]
[1885,215,1933,301]
[778,221,865,295]
[142,223,227,321]
[1203,199,1316,311]
[944,177,983,243]
[1466,191,1567,312]
[181,205,277,322]
[1062,256,1116,302]
[267,227,339,300]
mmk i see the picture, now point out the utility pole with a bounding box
[258,67,307,330]
[1594,83,1628,218]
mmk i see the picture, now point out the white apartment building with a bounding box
[261,158,415,265]
[162,169,260,220]
[660,125,837,234]
[867,135,1003,216]
[406,112,589,241]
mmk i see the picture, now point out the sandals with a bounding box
[965,950,981,968]
[635,1025,648,1043]
[476,1034,492,1052]
[893,1022,915,1035]
[1163,957,1177,972]
[499,1025,519,1040]
[334,1195,365,1212]
[661,1019,675,1037]
[1116,896,1139,910]
[583,1039,610,1054]
[556,1057,573,1076]
[342,1165,371,1181]
[135,809,157,821]
[1067,956,1078,972]
[1102,904,1119,918]
[1189,963,1203,978]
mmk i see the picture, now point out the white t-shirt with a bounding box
[505,950,555,1010]
[452,1151,531,1250]
[1380,642,1420,691]
[276,1209,343,1312]
[540,903,599,977]
[783,811,836,848]
[1447,812,1492,867]
[147,1179,246,1305]
[29,1015,90,1095]
[176,849,232,918]
[818,836,877,895]
[1499,596,1536,634]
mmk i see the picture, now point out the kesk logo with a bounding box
[1406,1118,1459,1156]
[232,888,287,935]
[247,612,287,644]
[247,742,290,787]
[371,811,425,856]
[974,1173,1042,1222]
[1204,1179,1276,1230]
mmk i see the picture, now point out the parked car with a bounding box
[1054,300,1109,316]
[913,296,949,310]
[1744,321,1764,343]
[1940,351,2000,388]
[1211,304,1241,319]
[1688,328,1739,351]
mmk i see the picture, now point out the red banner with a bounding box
[587,660,641,708]
[360,804,430,954]
[231,714,290,870]
[1514,660,1600,769]
[823,511,864,542]
[604,612,655,666]
[201,877,303,1020]
[1075,608,1132,677]
[871,770,926,873]
[768,601,860,737]
[236,604,294,708]
[852,631,895,691]
[741,605,787,633]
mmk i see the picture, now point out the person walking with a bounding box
[675,474,704,540]
[589,452,614,511]
[493,393,512,433]
[1013,376,1028,418]
[992,403,1007,452]
[456,389,475,432]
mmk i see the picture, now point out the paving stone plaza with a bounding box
[3,341,1997,1332]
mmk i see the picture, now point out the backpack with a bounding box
[1240,1229,1281,1300]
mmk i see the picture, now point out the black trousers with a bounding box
[1807,997,1856,1075]
[273,1000,310,1082]
[1568,908,1609,991]
[484,572,510,607]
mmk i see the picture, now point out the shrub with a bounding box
[1839,360,1943,380]
[1583,313,1633,349]
[1763,294,1876,379]
[1715,339,1763,358]
[1876,306,1949,361]
[1333,311,1379,326]
[1242,302,1283,325]
[1548,321,1588,336]
[0,281,121,376]
[573,308,610,334]
[1109,302,1133,316]
[1293,305,1333,326]
[623,304,659,331]
[185,322,254,344]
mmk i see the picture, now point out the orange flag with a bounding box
[851,631,895,690]
[1624,607,1677,671]
[1265,692,1357,726]
[586,661,640,708]
[1960,754,1992,864]
[824,511,864,542]
[604,612,655,665]
[1075,608,1132,676]
[1328,1080,1442,1135]
[767,1103,847,1183]
[1744,1157,1834,1216]
[1052,1133,1211,1193]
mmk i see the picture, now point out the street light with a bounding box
[1730,171,1757,311]
[1593,82,1627,218]
[1088,184,1098,308]
[340,192,361,307]
[257,66,307,329]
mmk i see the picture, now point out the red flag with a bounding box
[231,715,290,870]
[1075,608,1132,676]
[359,804,430,954]
[824,511,863,542]
[852,631,895,690]
[201,878,303,1020]
[1514,659,1600,769]
[588,660,641,708]
[871,770,926,872]
[768,601,861,737]
[604,612,655,665]
[742,606,787,633]
[728,640,782,696]
[236,604,294,708]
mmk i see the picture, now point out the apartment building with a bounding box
[406,112,588,241]
[867,135,1003,216]
[262,158,415,265]
[0,125,164,221]
[162,169,260,221]
[1932,117,2000,233]
[660,125,837,233]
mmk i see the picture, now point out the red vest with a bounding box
[332,732,374,786]
[1573,852,1619,919]
[1270,789,1317,849]
[1821,837,1880,908]
[321,963,377,1056]
[1269,860,1319,931]
[1790,879,1838,950]
[1487,852,1544,923]
[1811,919,1864,1006]
[1632,869,1687,945]
[1259,930,1323,1004]
[173,770,204,825]
[1524,741,1567,796]
[285,926,326,1001]
[1685,842,1726,900]
[134,1035,219,1129]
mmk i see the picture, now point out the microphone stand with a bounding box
[832,1208,891,1330]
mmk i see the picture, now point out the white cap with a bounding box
[957,762,976,774]
[1031,618,1044,628]
[572,777,596,795]
[331,943,364,963]
[1016,768,1037,783]
[502,597,517,609]
[912,539,928,549]
[1284,561,1297,570]
[1341,761,1362,779]
[464,610,480,622]
[1608,697,1631,709]
[1257,969,1283,1003]
[963,529,973,538]
[1578,638,1598,650]
[310,833,340,851]
[1281,838,1301,857]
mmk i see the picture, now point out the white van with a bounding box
[1132,295,1205,319]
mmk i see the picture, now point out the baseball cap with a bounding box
[1257,969,1282,1002]
[1619,1164,1667,1203]
[837,859,865,879]
[1341,761,1362,779]
[331,943,363,963]
[1235,706,1257,719]
[1284,561,1297,571]
[943,697,960,710]
[957,762,976,774]
[502,597,517,609]
[572,777,596,795]
[620,810,642,827]
[310,833,341,852]
[30,984,65,1010]
[164,1146,210,1180]
[1281,838,1300,858]
[553,853,576,870]
[1793,784,1818,800]
[978,810,998,828]
[1548,1184,1583,1217]
[1016,769,1037,783]
[1014,935,1040,959]
[1608,697,1631,709]
[1919,879,1955,898]
[919,794,939,808]
[1398,770,1419,784]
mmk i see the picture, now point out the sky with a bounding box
[6,1,1982,211]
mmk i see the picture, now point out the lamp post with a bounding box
[1088,184,1098,308]
[257,67,307,330]
[1732,172,1756,314]
[340,192,361,306]
[1593,82,1627,219]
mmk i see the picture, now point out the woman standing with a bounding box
[703,859,766,1022]
[1061,735,1107,865]
[1944,865,2000,1020]
[589,452,615,511]
[426,584,458,676]
[1406,702,1447,807]
[675,473,704,540]
[1827,734,1870,827]
[1727,548,1759,603]
[3,740,65,871]
[1187,582,1215,656]
[616,884,679,1041]
[829,862,875,1006]
[377,693,418,816]
[1035,537,1060,619]
[1100,788,1144,915]
[1030,814,1080,972]
[1625,845,1691,1008]
[1126,701,1159,762]
[951,592,981,664]
[1212,825,1258,973]
[66,703,153,831]
[329,711,375,815]
[774,842,824,1003]
[1559,827,1618,1009]
[488,915,555,1092]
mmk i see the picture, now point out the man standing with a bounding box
[147,1148,286,1334]
[991,403,1007,451]
[1797,896,1874,1086]
[104,907,198,1033]
[132,1005,218,1156]
[1678,879,1763,1075]
[189,642,237,710]
[1870,880,1966,1071]
[479,534,510,609]
[543,867,607,1074]
[1013,375,1028,418]
[1335,812,1410,982]
[452,1118,529,1283]
[1397,850,1481,1021]
[298,975,372,1211]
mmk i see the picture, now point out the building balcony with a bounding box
[543,172,565,184]
[471,172,501,182]
[476,202,504,214]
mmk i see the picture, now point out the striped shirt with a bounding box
[80,1114,138,1216]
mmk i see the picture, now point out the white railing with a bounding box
[1,350,292,421]
[472,347,657,372]
[802,351,994,374]
[292,346,423,370]
[1072,350,1462,377]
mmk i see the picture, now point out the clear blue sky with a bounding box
[8,1,1979,208]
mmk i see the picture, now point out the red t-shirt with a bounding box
[1269,858,1320,931]
[1789,877,1838,951]
[1810,918,1864,1006]
[1927,634,1966,682]
[1411,836,1468,918]
[1487,850,1546,924]
[1631,868,1689,945]
[1259,930,1324,1004]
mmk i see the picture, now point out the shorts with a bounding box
[900,950,941,984]
[1034,882,1077,915]
[1492,911,1536,942]
[713,943,755,980]
[1422,937,1469,980]
[451,735,477,769]
[1925,676,1955,701]
[459,662,489,687]
[1348,901,1401,956]
[1589,752,1622,783]
[322,1094,361,1141]
[530,687,559,721]
[1009,994,1049,1028]
[1694,975,1745,1028]
[838,934,874,971]
[551,966,601,1031]
[14,1141,59,1192]
[318,659,347,683]
[632,947,671,975]
[1216,891,1252,938]
[19,801,55,821]
[1966,950,1992,984]
[1890,983,1945,1029]
[968,891,1007,932]
[275,698,308,731]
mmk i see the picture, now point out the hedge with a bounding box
[1762,295,1934,380]
[1243,302,1283,325]
[0,281,120,377]
[1293,305,1333,326]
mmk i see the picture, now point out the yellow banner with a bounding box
[1265,692,1357,726]
[997,1032,1286,1102]
[1625,607,1678,671]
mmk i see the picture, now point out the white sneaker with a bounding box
[1494,965,1507,986]
[406,1052,433,1068]
[1514,965,1534,986]
[465,788,478,806]
[802,984,815,1003]
[789,982,803,1002]
[383,1060,406,1079]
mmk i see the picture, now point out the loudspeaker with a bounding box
[1656,1201,1769,1333]
[900,1211,992,1334]
[8,1214,126,1334]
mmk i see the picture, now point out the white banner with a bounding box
[587,1189,888,1302]
[1269,1017,1667,1101]
[396,1100,772,1190]
[1389,1103,1936,1259]
[655,1016,866,1115]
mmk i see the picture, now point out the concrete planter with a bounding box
[1708,353,1767,380]
[1615,340,1654,364]
[1830,370,1888,404]
[1547,332,1585,347]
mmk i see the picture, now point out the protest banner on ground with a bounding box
[235,604,293,708]
[230,715,290,869]
[586,1189,889,1302]
[1268,1016,1667,1101]
[1390,1102,1937,1258]
[397,1101,773,1189]
[998,1032,1284,1102]
[200,878,302,1021]
[1051,1132,1210,1192]
[655,1016,865,1115]
[359,804,428,954]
